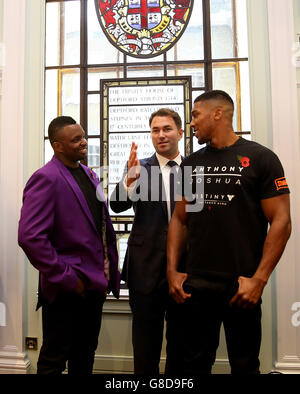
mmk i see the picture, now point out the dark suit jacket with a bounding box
[110,154,184,294]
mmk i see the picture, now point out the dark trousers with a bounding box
[129,284,183,375]
[182,282,262,375]
[37,292,105,375]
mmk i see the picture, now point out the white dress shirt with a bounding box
[124,152,182,222]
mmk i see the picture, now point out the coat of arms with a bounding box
[95,0,194,58]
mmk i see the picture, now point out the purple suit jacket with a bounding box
[18,156,120,305]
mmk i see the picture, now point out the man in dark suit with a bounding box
[18,116,120,374]
[110,108,184,374]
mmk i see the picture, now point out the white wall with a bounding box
[247,0,274,372]
[294,0,300,138]
[0,0,29,372]
[267,0,300,373]
[0,0,3,153]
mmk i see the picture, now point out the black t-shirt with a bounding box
[67,165,103,237]
[178,137,290,279]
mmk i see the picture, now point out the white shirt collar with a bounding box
[155,152,182,168]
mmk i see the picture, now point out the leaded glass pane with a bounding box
[211,0,248,59]
[127,55,164,63]
[167,64,205,88]
[212,62,238,129]
[127,65,164,78]
[88,68,124,91]
[88,0,123,65]
[239,61,251,131]
[192,89,205,103]
[210,0,234,59]
[167,2,204,61]
[235,0,249,58]
[46,0,80,67]
[45,139,53,164]
[212,61,250,132]
[88,94,100,136]
[45,69,58,135]
[88,138,100,168]
[60,69,80,122]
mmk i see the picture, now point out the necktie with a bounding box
[167,160,178,216]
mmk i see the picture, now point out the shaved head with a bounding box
[194,90,234,120]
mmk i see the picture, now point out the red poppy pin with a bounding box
[90,169,95,179]
[237,155,250,168]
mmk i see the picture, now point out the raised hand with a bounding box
[126,142,141,187]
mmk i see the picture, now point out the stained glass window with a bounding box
[44,0,251,278]
[94,0,194,58]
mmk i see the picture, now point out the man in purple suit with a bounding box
[18,116,120,375]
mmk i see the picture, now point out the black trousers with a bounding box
[37,292,105,375]
[182,281,262,375]
[129,284,184,375]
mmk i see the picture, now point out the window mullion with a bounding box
[203,0,213,90]
[80,0,88,165]
[59,2,65,66]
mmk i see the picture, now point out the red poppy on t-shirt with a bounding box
[240,157,250,167]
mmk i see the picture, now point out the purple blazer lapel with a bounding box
[80,165,116,241]
[80,165,108,208]
[81,165,99,188]
[51,157,98,234]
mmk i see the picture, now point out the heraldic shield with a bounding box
[95,0,194,58]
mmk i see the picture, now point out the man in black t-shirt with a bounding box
[167,90,291,374]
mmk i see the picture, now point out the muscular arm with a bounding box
[230,194,291,308]
[167,198,191,303]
